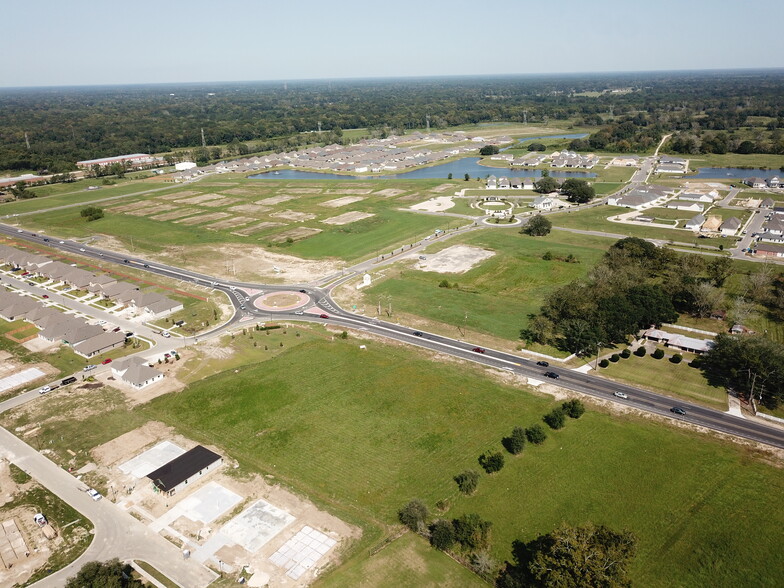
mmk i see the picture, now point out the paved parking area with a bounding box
[118,441,185,479]
[269,526,337,580]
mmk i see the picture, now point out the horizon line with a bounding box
[2,66,784,91]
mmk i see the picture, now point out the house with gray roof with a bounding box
[111,356,164,389]
[0,296,38,321]
[73,330,126,358]
[720,217,742,236]
[685,214,705,231]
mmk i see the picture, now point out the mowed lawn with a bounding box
[364,229,613,340]
[319,532,485,588]
[143,338,784,587]
[600,353,727,409]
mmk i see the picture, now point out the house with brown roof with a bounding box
[73,330,126,358]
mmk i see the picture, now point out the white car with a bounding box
[294,311,304,316]
[87,488,102,501]
[38,386,52,394]
[162,331,171,338]
[79,248,86,252]
[59,241,64,244]
[83,365,97,371]
[96,320,106,325]
[613,392,628,399]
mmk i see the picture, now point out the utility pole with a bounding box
[594,342,602,370]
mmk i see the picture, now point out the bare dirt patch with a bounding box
[284,188,323,194]
[373,188,406,198]
[151,208,202,221]
[157,243,340,283]
[91,421,178,467]
[270,210,316,222]
[409,196,455,212]
[126,204,178,217]
[222,187,271,197]
[320,196,365,208]
[174,212,231,226]
[268,227,322,243]
[429,183,455,193]
[156,190,199,200]
[205,217,255,231]
[110,201,151,213]
[321,211,375,225]
[175,193,227,205]
[199,196,243,208]
[417,245,495,274]
[324,188,372,195]
[232,222,285,236]
[257,195,298,206]
[228,204,272,215]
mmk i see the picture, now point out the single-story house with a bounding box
[679,192,715,203]
[73,330,126,358]
[486,175,497,189]
[531,196,555,210]
[666,201,704,212]
[755,243,784,258]
[744,177,767,189]
[720,217,742,236]
[147,445,223,496]
[641,328,714,354]
[112,356,164,388]
[760,198,775,209]
[685,214,705,231]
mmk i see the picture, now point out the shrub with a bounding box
[634,346,647,357]
[599,359,610,368]
[526,424,547,445]
[430,519,455,550]
[452,513,492,551]
[398,499,428,532]
[562,399,586,419]
[454,470,480,495]
[478,451,505,474]
[670,353,683,364]
[652,348,665,359]
[610,353,620,362]
[502,427,526,455]
[620,348,631,359]
[543,408,567,430]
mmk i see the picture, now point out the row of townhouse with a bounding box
[486,176,536,190]
[656,156,688,174]
[744,176,781,189]
[550,151,599,169]
[0,288,126,357]
[754,209,784,243]
[0,245,182,318]
[607,184,676,209]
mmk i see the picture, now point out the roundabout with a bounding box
[253,290,311,312]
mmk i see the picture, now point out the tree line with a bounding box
[2,70,783,173]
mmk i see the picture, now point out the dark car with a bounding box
[472,347,485,354]
[536,360,549,367]
[43,238,49,242]
[670,406,687,415]
[123,259,129,263]
[413,331,424,337]
[319,313,329,319]
[300,289,308,293]
[544,371,560,379]
[143,264,149,268]
[61,376,77,385]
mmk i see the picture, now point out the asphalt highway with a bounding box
[4,222,784,450]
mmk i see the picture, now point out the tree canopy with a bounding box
[66,559,143,588]
[524,215,552,236]
[560,178,595,203]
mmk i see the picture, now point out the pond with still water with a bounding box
[690,167,782,179]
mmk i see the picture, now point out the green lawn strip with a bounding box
[643,207,696,222]
[684,153,784,170]
[593,182,624,195]
[133,560,179,588]
[550,206,734,248]
[363,229,612,340]
[135,338,784,587]
[599,353,726,408]
[592,166,637,183]
[286,210,445,261]
[4,483,94,585]
[3,182,163,215]
[318,532,485,588]
[447,409,784,588]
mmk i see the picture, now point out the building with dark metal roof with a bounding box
[147,445,222,496]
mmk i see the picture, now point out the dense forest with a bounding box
[1,69,783,173]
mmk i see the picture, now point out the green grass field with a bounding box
[361,229,613,340]
[599,353,727,409]
[125,338,784,587]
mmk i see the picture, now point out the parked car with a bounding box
[536,360,549,367]
[101,358,112,365]
[613,392,628,399]
[472,347,485,354]
[162,331,171,338]
[125,332,134,337]
[83,365,97,371]
[61,376,77,385]
[544,371,560,379]
[319,314,329,319]
[670,406,687,415]
[86,488,102,501]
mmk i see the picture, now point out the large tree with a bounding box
[527,524,637,587]
[560,178,595,203]
[524,215,552,236]
[66,559,143,588]
[534,176,559,193]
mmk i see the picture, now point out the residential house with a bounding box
[111,356,164,389]
[610,155,640,167]
[607,192,660,209]
[531,196,555,210]
[685,214,705,231]
[769,176,780,188]
[0,296,38,321]
[497,177,510,189]
[666,201,704,213]
[719,217,742,236]
[641,328,714,354]
[744,177,767,189]
[73,331,126,358]
[678,192,715,203]
[657,156,688,174]
[754,243,784,258]
[759,198,775,209]
[486,175,497,189]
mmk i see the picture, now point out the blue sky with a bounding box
[2,0,783,87]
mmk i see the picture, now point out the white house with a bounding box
[531,196,555,210]
[112,356,164,389]
[666,201,704,213]
[486,175,497,189]
[744,177,767,189]
[685,214,705,231]
[720,217,742,236]
[174,161,197,171]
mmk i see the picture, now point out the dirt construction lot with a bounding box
[417,245,495,274]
